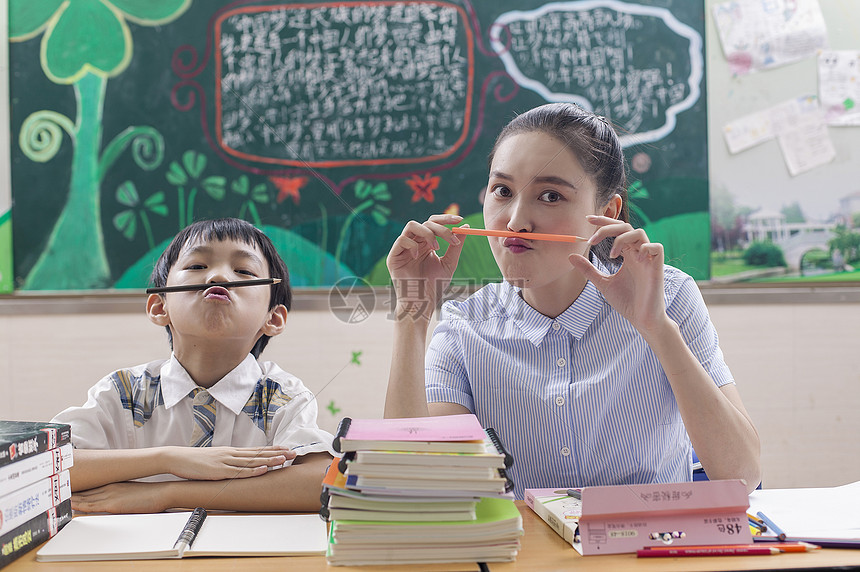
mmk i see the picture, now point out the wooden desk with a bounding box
[6,502,860,571]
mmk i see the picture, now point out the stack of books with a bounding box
[323,414,521,566]
[0,421,73,569]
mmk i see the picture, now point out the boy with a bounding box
[53,218,334,513]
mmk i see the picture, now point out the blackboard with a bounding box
[8,0,709,291]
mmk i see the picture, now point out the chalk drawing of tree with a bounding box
[11,0,191,289]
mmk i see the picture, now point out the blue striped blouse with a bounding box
[425,262,734,499]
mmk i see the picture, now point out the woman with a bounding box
[384,103,760,497]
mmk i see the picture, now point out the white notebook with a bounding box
[36,512,327,561]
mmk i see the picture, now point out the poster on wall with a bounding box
[9,0,710,293]
[712,0,828,76]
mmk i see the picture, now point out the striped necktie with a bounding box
[189,388,216,447]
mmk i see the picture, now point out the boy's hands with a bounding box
[71,446,297,513]
[164,446,296,480]
[72,482,173,514]
[71,453,333,513]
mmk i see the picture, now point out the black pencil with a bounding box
[145,278,281,294]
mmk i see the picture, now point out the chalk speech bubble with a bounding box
[490,0,703,147]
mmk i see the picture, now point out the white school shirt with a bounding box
[425,261,734,499]
[53,354,335,478]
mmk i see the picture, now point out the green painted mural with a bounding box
[9,0,710,291]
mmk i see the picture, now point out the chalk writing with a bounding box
[216,2,473,167]
[491,1,703,146]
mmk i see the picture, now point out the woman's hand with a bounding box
[568,215,670,337]
[386,214,466,321]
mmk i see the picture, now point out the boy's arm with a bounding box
[71,453,332,513]
[69,446,295,491]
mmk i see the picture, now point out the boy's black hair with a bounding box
[150,218,292,358]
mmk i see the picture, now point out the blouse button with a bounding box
[555,396,565,406]
[560,446,571,456]
[552,322,561,331]
[556,358,566,367]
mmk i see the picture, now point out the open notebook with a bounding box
[748,481,860,547]
[36,512,327,561]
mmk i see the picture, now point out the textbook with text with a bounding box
[0,421,71,469]
[524,487,583,552]
[0,499,72,568]
[0,443,73,496]
[0,470,71,537]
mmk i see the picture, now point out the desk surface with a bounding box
[7,502,860,572]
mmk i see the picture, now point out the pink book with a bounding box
[333,414,488,453]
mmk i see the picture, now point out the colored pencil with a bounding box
[756,511,788,541]
[747,512,768,531]
[641,542,819,553]
[451,227,587,243]
[638,546,780,557]
[145,278,282,294]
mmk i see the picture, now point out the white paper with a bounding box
[713,0,828,75]
[748,481,860,539]
[818,50,860,126]
[776,104,836,176]
[722,109,775,154]
[722,95,824,155]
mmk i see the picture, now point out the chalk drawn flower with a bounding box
[270,176,308,205]
[406,173,440,203]
[232,175,270,226]
[113,181,168,249]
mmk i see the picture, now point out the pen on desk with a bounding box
[756,511,787,541]
[566,488,582,500]
[173,507,207,557]
[145,278,282,294]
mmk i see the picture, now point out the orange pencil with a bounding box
[451,227,587,243]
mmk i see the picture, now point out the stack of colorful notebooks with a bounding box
[0,421,73,568]
[323,414,521,566]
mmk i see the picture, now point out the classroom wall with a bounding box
[1,296,859,490]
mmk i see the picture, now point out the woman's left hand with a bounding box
[568,215,670,337]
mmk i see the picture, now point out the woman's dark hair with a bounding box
[488,102,629,264]
[150,218,292,358]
